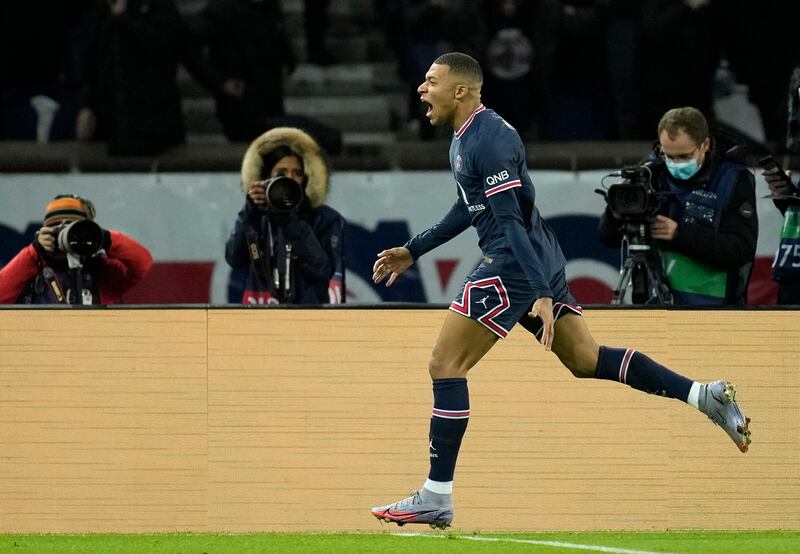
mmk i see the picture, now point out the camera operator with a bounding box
[762,164,800,304]
[225,127,345,304]
[0,194,153,304]
[598,107,757,305]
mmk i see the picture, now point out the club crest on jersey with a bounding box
[455,154,463,172]
[485,170,509,186]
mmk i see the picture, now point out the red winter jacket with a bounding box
[0,230,153,304]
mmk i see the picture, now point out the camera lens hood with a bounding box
[57,219,104,257]
[265,176,304,212]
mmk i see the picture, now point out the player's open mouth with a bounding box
[421,100,433,118]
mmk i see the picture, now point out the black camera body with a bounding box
[262,176,304,213]
[52,219,105,258]
[600,163,675,305]
[605,163,670,221]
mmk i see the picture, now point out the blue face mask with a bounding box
[665,158,701,180]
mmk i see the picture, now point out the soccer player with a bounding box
[370,52,751,529]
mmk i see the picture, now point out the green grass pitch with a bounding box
[2,531,799,554]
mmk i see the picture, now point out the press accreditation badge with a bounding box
[772,205,800,282]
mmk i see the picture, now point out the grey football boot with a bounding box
[371,490,453,529]
[698,380,751,453]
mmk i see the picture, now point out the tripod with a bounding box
[611,222,673,305]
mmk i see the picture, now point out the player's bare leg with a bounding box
[428,310,499,380]
[550,314,750,452]
[549,313,599,378]
[372,312,498,528]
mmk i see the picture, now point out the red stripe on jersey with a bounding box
[485,180,522,197]
[553,302,583,315]
[449,276,511,338]
[432,409,470,419]
[619,348,635,383]
[455,104,486,139]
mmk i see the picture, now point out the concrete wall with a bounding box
[0,308,797,532]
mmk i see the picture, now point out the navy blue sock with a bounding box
[595,346,692,401]
[428,378,470,483]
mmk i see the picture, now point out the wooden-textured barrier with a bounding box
[0,308,798,532]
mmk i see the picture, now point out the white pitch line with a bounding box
[392,532,679,554]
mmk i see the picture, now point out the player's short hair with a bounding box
[657,107,708,144]
[434,52,483,85]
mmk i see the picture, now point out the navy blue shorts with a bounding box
[449,261,582,340]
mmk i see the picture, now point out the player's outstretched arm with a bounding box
[373,247,413,287]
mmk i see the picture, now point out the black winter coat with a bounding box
[194,0,295,142]
[81,0,223,155]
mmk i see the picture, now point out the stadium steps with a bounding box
[178,62,402,99]
[183,92,399,134]
[177,0,401,144]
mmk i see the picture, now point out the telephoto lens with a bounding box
[265,176,304,212]
[57,219,104,257]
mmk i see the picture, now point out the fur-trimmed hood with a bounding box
[240,127,329,208]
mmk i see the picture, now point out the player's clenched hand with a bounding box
[373,247,413,287]
[529,296,554,351]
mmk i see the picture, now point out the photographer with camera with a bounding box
[761,158,800,304]
[598,107,757,305]
[0,195,153,304]
[225,127,345,305]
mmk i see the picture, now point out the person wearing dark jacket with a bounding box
[77,0,241,155]
[192,0,295,143]
[635,0,718,139]
[763,164,800,304]
[599,106,757,305]
[225,127,345,305]
[0,194,153,304]
[478,0,560,137]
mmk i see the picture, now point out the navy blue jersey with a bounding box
[405,104,566,299]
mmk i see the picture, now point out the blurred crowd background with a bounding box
[2,0,799,165]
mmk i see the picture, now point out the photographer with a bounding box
[225,127,345,305]
[598,107,757,305]
[0,194,153,304]
[763,164,800,304]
